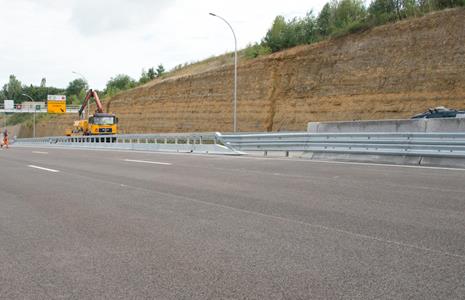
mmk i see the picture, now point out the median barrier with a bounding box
[14,130,465,168]
[425,118,465,132]
[219,131,465,168]
[307,118,465,133]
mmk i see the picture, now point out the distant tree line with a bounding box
[105,64,165,97]
[0,75,67,104]
[0,64,166,105]
[245,0,465,58]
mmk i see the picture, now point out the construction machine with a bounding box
[66,89,118,137]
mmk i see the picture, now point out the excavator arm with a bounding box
[78,89,104,119]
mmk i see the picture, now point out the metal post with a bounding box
[209,13,238,132]
[72,71,89,119]
[33,107,36,138]
[21,93,36,137]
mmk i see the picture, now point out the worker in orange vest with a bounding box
[1,129,8,149]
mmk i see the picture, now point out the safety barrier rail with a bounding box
[13,133,238,155]
[217,132,465,158]
[13,131,465,158]
[0,104,80,113]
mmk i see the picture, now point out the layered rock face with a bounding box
[31,8,465,136]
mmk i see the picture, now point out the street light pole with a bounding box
[72,71,87,83]
[209,12,238,132]
[72,71,89,119]
[21,93,36,138]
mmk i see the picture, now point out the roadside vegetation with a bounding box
[4,113,32,126]
[245,0,465,58]
[5,112,51,127]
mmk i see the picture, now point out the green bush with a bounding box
[244,43,272,59]
[260,0,462,54]
[6,113,32,126]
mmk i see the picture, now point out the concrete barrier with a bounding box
[298,152,465,168]
[308,118,465,133]
[304,118,465,168]
[301,152,423,166]
[425,118,465,132]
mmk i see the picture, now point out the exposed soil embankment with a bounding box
[17,114,75,138]
[29,8,465,137]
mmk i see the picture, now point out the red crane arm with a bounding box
[91,90,104,114]
[78,89,104,118]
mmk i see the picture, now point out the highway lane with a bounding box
[1,147,465,299]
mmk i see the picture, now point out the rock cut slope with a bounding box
[26,8,465,137]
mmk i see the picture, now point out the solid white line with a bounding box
[140,187,465,260]
[233,156,465,172]
[124,159,172,165]
[28,165,60,173]
[69,171,465,260]
[32,151,48,154]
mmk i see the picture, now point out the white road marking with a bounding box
[28,165,60,173]
[32,151,48,154]
[15,145,465,172]
[74,172,465,260]
[124,159,172,165]
[299,159,465,171]
[236,156,465,171]
[31,152,462,260]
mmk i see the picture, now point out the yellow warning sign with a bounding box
[47,95,67,114]
[47,101,66,114]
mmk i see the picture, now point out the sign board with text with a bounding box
[22,101,45,111]
[4,100,14,112]
[47,95,66,114]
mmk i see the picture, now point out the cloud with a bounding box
[70,0,174,35]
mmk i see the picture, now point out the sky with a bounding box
[0,0,327,90]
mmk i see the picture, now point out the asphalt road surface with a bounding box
[1,146,465,299]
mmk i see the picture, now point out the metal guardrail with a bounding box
[13,133,239,155]
[13,131,465,158]
[218,132,465,158]
[0,104,80,113]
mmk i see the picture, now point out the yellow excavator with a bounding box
[66,89,118,137]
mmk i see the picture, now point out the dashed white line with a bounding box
[124,159,172,165]
[15,145,465,172]
[32,151,48,154]
[28,165,60,173]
